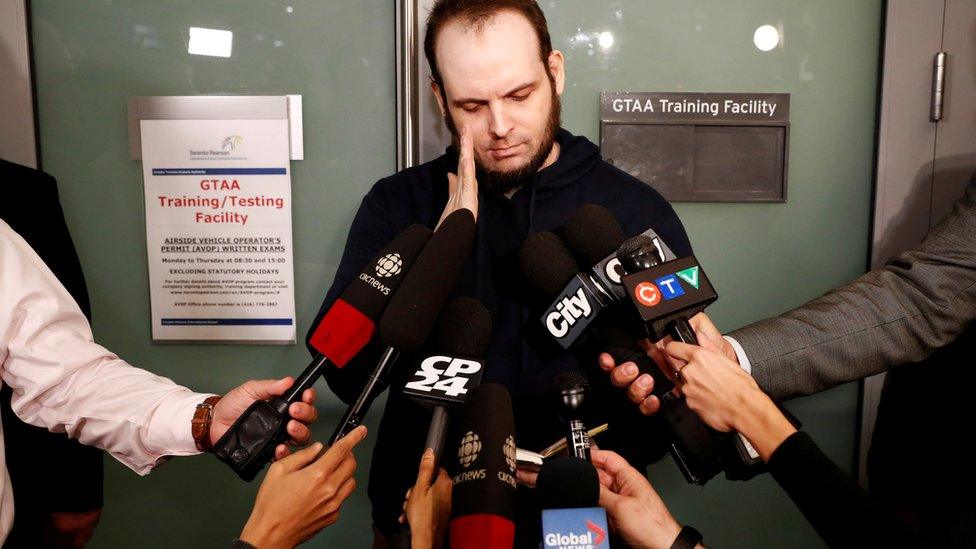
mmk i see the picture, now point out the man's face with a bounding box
[434,11,565,193]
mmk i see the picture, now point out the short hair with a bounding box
[423,0,553,88]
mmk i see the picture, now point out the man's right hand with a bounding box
[436,124,479,229]
[599,312,736,415]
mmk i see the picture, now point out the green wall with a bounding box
[29,1,881,547]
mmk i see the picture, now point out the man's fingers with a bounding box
[626,373,654,405]
[639,395,660,416]
[288,402,318,423]
[414,448,436,489]
[301,387,317,405]
[316,425,367,474]
[610,362,639,388]
[665,341,698,362]
[598,353,616,372]
[287,420,311,444]
[598,484,621,509]
[274,442,322,473]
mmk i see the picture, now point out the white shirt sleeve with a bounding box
[724,335,753,375]
[0,221,209,475]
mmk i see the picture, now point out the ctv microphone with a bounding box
[552,370,592,461]
[449,383,518,549]
[330,209,476,444]
[537,456,608,549]
[616,234,765,481]
[213,223,432,481]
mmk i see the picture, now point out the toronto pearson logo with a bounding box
[458,431,481,468]
[222,135,244,150]
[375,253,403,278]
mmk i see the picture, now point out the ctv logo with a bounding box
[633,266,700,307]
[545,287,593,338]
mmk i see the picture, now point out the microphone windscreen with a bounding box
[552,369,591,393]
[309,224,432,365]
[565,204,626,266]
[380,209,476,351]
[519,231,579,297]
[434,297,493,358]
[449,383,517,548]
[537,455,600,509]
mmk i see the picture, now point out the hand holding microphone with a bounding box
[401,448,453,549]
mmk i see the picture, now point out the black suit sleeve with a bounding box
[768,432,927,548]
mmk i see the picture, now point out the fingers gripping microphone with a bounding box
[537,456,608,548]
[214,224,432,481]
[330,209,476,444]
[552,370,592,461]
[449,383,518,549]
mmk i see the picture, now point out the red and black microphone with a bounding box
[214,223,432,481]
[449,383,518,549]
[329,209,476,444]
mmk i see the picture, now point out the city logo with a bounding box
[654,275,685,300]
[504,435,517,472]
[221,135,243,150]
[375,253,403,278]
[676,266,700,289]
[545,287,593,338]
[634,281,661,307]
[458,431,481,468]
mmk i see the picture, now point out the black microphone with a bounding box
[213,223,432,481]
[448,383,518,549]
[537,456,608,547]
[616,234,766,481]
[329,209,476,444]
[552,370,591,461]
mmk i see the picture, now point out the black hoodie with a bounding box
[308,129,692,541]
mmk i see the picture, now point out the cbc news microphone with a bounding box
[449,383,518,549]
[537,456,608,549]
[213,223,432,481]
[330,209,476,444]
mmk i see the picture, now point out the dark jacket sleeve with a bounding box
[768,431,927,548]
[305,180,395,404]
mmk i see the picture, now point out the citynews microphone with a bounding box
[330,209,476,444]
[213,223,432,481]
[537,456,609,549]
[616,235,765,481]
[449,383,518,549]
[552,370,591,461]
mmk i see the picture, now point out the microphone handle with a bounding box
[285,353,331,403]
[425,405,449,470]
[566,418,591,460]
[329,346,400,444]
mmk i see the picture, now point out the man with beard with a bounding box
[309,1,693,545]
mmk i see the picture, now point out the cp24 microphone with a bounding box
[537,456,608,549]
[552,370,592,461]
[616,234,765,481]
[329,209,476,444]
[449,383,518,549]
[403,297,492,468]
[213,223,432,481]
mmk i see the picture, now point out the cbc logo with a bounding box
[635,282,661,307]
[375,253,402,278]
[503,435,517,472]
[458,431,481,468]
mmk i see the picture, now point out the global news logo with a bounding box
[544,520,607,549]
[634,266,699,307]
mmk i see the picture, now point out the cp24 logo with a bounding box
[403,355,484,400]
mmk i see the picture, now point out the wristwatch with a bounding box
[670,525,703,549]
[192,396,222,452]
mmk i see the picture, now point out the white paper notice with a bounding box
[140,119,296,343]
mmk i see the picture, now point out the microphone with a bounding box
[537,456,608,548]
[552,370,591,461]
[616,234,764,481]
[330,209,476,443]
[213,223,432,481]
[449,383,518,549]
[403,297,492,467]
